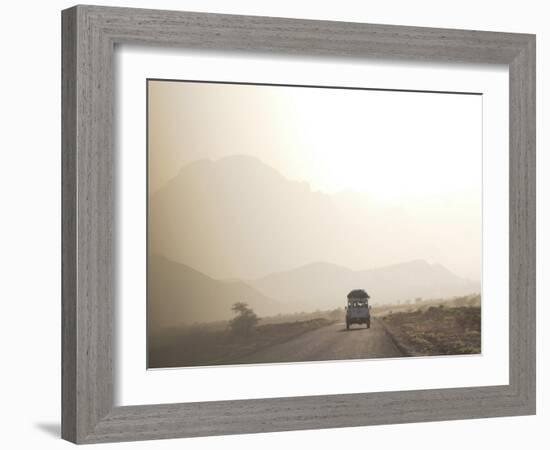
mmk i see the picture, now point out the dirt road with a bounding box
[233,318,403,364]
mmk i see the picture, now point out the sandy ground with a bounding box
[233,319,403,364]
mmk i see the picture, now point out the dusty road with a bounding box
[234,318,403,364]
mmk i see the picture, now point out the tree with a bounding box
[229,302,259,336]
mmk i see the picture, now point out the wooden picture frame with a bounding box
[62,5,536,444]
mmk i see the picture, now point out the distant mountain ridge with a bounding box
[148,255,480,329]
[250,259,480,311]
[148,254,278,332]
[150,155,480,282]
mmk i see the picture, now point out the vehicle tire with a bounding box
[346,322,350,330]
[367,319,371,329]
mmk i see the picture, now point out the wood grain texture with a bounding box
[61,6,77,443]
[61,5,536,444]
[508,37,536,408]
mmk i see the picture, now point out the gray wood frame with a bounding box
[62,5,536,444]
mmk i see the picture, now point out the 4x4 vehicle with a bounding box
[345,289,371,330]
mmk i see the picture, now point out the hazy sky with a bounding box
[149,80,481,198]
[148,80,482,280]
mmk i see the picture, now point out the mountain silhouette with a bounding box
[148,255,479,328]
[148,254,278,332]
[250,259,479,311]
[149,155,480,281]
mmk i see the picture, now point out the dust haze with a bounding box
[147,80,482,366]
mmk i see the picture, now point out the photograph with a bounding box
[1,1,540,447]
[147,79,482,369]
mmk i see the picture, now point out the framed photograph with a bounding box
[62,5,536,444]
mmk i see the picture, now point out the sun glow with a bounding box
[275,87,482,203]
[149,80,481,204]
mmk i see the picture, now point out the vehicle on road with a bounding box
[345,289,371,330]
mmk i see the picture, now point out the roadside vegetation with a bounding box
[148,303,339,368]
[378,294,481,356]
[148,295,481,368]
